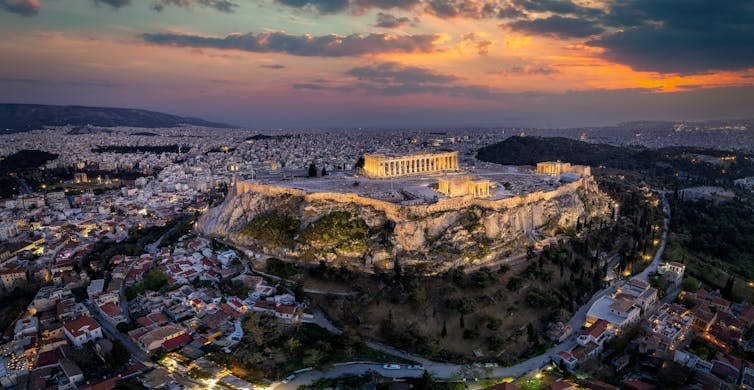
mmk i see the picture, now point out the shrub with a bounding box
[240,211,299,247]
[265,258,298,279]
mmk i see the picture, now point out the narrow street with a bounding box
[85,301,152,365]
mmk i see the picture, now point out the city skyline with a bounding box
[1,0,754,127]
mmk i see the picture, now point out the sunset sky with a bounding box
[1,0,753,127]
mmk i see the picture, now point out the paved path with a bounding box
[635,190,670,282]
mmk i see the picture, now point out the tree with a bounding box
[321,167,327,176]
[526,245,536,260]
[722,275,735,299]
[440,321,447,338]
[526,322,536,343]
[308,163,318,177]
[681,277,701,292]
[106,340,130,370]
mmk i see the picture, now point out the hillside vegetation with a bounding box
[477,136,754,186]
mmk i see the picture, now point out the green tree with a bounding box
[681,277,701,292]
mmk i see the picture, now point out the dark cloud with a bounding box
[259,64,286,69]
[275,0,419,14]
[151,0,238,12]
[496,5,523,18]
[424,0,498,18]
[354,0,419,10]
[461,32,492,55]
[588,0,754,73]
[142,31,442,57]
[511,0,603,18]
[347,62,459,84]
[293,82,330,90]
[276,0,348,13]
[94,0,131,8]
[1,0,39,15]
[294,62,515,100]
[507,15,604,38]
[375,12,413,28]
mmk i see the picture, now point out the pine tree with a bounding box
[441,321,447,338]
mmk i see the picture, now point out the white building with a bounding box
[87,279,105,298]
[63,316,103,347]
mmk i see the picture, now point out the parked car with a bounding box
[383,364,401,370]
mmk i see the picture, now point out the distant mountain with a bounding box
[0,103,234,133]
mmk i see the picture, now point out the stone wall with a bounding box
[233,176,592,219]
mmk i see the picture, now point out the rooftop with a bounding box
[63,316,100,337]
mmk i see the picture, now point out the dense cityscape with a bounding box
[0,119,753,390]
[3,0,754,388]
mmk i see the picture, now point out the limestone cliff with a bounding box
[197,177,610,272]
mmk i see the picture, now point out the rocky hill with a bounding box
[0,103,233,133]
[198,179,612,273]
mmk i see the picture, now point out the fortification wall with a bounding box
[233,177,591,220]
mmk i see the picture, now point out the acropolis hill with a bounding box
[198,154,612,272]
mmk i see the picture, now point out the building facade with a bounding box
[363,151,459,178]
[437,176,492,198]
[63,316,103,347]
[0,266,27,290]
[536,161,592,177]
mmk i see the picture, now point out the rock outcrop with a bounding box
[197,177,610,273]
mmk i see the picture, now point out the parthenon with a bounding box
[362,151,459,178]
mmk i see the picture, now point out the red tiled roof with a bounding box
[544,382,573,390]
[581,319,609,338]
[254,300,275,310]
[558,351,574,360]
[711,296,730,307]
[136,316,153,328]
[221,303,241,320]
[147,312,168,324]
[64,316,100,337]
[275,304,296,315]
[0,266,24,275]
[99,302,121,317]
[35,348,64,368]
[162,333,192,351]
